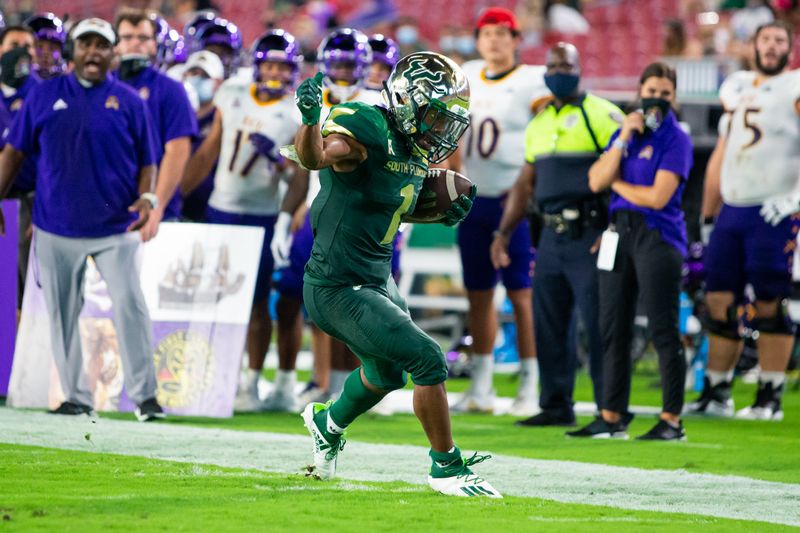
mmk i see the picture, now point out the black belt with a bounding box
[543,208,581,234]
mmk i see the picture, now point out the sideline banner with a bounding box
[8,222,263,417]
[0,200,19,396]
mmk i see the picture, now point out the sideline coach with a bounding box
[0,18,164,421]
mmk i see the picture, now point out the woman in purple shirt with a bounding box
[570,62,694,441]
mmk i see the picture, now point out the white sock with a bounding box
[472,354,494,397]
[707,370,733,387]
[245,368,261,391]
[329,370,350,398]
[759,371,785,388]
[326,411,346,435]
[518,358,539,400]
[275,369,297,393]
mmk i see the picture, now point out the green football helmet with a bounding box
[382,51,470,164]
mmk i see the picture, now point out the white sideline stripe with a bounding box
[1,408,798,527]
[263,352,663,417]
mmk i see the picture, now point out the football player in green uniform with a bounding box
[292,52,500,498]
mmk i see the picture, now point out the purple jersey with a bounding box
[608,111,693,256]
[8,73,157,238]
[182,107,217,221]
[3,74,41,193]
[118,65,198,219]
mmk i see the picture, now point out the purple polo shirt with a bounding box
[117,65,197,219]
[607,111,693,256]
[0,103,11,147]
[3,74,41,193]
[8,73,157,238]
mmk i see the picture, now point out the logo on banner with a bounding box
[158,241,245,310]
[154,330,214,408]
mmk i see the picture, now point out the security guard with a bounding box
[491,42,623,426]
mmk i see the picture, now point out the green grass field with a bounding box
[1,366,798,531]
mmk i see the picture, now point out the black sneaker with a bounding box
[515,410,576,427]
[735,382,784,421]
[566,413,633,439]
[636,419,686,441]
[135,398,166,422]
[684,377,734,417]
[48,401,94,416]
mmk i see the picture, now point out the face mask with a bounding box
[0,47,32,89]
[455,36,475,56]
[118,54,150,81]
[396,26,419,46]
[439,35,456,52]
[640,97,671,131]
[187,75,215,104]
[544,72,579,100]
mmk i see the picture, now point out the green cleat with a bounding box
[301,401,345,480]
[428,448,502,498]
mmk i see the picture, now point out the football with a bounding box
[403,168,474,223]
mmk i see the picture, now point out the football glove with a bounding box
[760,192,800,226]
[442,184,477,227]
[270,211,293,269]
[295,72,324,126]
[249,133,282,163]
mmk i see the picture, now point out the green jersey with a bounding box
[304,102,428,287]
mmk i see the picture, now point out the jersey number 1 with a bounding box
[228,130,261,177]
[381,184,414,245]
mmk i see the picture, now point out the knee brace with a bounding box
[753,300,794,335]
[704,304,740,340]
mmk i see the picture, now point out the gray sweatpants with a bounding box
[35,228,156,407]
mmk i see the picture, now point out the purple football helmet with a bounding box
[316,28,372,101]
[173,34,188,65]
[194,17,243,76]
[251,29,303,97]
[150,15,182,70]
[24,13,66,79]
[182,11,217,54]
[368,34,399,68]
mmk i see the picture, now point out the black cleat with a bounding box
[135,397,166,422]
[516,410,576,427]
[684,377,734,417]
[735,382,784,421]
[48,401,94,416]
[636,419,686,441]
[566,412,634,439]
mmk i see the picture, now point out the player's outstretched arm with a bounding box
[0,146,24,236]
[293,73,367,171]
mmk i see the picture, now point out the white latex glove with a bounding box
[760,192,800,226]
[271,211,293,268]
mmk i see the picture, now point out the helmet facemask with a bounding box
[383,53,470,164]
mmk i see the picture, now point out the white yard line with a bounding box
[1,407,798,527]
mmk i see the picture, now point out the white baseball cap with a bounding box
[71,18,117,46]
[184,51,225,81]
